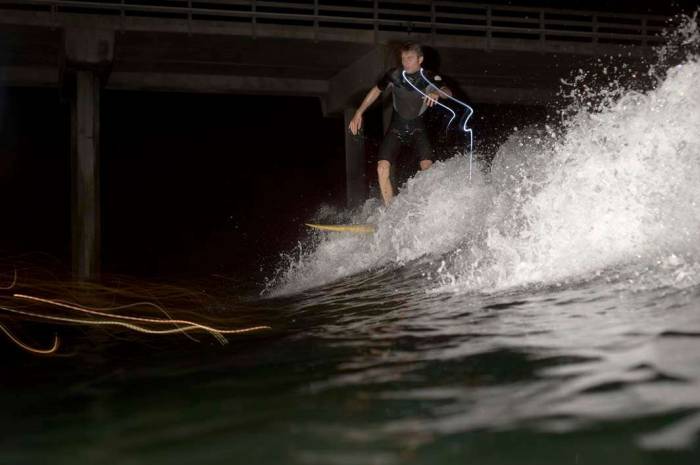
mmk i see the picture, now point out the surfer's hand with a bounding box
[424,92,440,107]
[349,113,363,135]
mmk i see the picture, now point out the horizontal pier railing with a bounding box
[0,0,669,46]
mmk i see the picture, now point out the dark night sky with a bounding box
[0,88,70,266]
[0,89,347,278]
[100,91,346,277]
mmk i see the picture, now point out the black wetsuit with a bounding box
[376,68,443,164]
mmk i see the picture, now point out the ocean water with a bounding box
[3,16,700,465]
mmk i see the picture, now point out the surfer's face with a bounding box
[401,51,423,74]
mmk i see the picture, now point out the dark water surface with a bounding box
[3,267,700,465]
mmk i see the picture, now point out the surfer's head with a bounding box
[400,42,424,74]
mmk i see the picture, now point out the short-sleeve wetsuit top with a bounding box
[377,67,443,132]
[375,68,443,163]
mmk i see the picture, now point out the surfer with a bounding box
[348,42,452,206]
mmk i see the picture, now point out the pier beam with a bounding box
[344,108,366,208]
[330,47,393,208]
[64,27,114,280]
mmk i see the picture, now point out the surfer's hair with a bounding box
[400,42,423,57]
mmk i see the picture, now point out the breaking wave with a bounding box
[267,15,700,297]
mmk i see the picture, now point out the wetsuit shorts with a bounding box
[377,115,433,165]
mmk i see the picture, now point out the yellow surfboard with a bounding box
[305,223,376,234]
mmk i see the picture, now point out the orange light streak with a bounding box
[0,323,59,355]
[13,293,270,338]
[0,305,271,341]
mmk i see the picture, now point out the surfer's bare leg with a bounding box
[420,160,433,170]
[377,160,394,206]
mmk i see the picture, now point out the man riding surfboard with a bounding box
[348,42,453,206]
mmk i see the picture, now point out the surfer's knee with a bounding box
[420,160,433,170]
[377,160,391,179]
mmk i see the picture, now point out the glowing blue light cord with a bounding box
[420,69,474,181]
[401,69,457,128]
[401,68,475,180]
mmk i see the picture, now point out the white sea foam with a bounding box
[264,156,493,295]
[461,54,700,291]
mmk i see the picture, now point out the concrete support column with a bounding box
[71,70,101,280]
[344,108,366,208]
[329,46,394,208]
[63,27,113,280]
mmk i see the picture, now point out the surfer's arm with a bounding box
[439,86,452,97]
[349,86,382,135]
[425,85,452,107]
